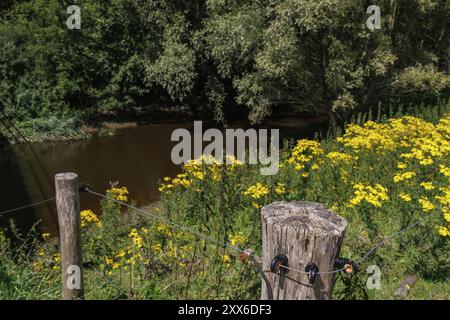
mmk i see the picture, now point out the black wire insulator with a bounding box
[334,257,358,274]
[270,254,289,273]
[305,262,319,284]
[79,183,91,193]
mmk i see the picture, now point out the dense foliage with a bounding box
[1,103,449,299]
[1,0,449,131]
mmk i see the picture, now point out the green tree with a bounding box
[1,0,449,130]
[203,0,450,126]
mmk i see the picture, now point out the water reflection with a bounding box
[0,116,325,235]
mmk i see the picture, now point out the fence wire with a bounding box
[0,187,445,298]
[0,197,56,217]
[85,187,442,278]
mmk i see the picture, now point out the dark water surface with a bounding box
[0,117,324,235]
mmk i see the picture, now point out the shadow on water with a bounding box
[1,123,187,235]
[0,115,326,236]
[0,131,57,236]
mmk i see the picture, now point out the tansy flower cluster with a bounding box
[326,151,353,163]
[435,187,450,236]
[419,197,435,212]
[399,192,412,202]
[243,182,269,209]
[108,187,129,202]
[274,183,286,195]
[80,209,101,228]
[439,165,450,180]
[243,183,269,199]
[287,140,323,174]
[128,228,144,249]
[348,183,389,208]
[393,171,416,183]
[337,117,440,153]
[159,155,243,194]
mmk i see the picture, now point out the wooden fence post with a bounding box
[261,201,347,300]
[55,172,84,300]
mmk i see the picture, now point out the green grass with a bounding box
[1,101,450,300]
[0,116,88,144]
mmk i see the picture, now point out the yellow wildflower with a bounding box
[399,193,412,202]
[275,183,286,195]
[52,253,61,270]
[108,186,129,202]
[438,226,450,237]
[53,253,61,263]
[420,182,435,190]
[243,183,269,200]
[419,197,435,212]
[128,228,144,248]
[326,151,353,163]
[397,162,407,169]
[80,209,101,227]
[252,202,261,209]
[393,172,416,183]
[439,165,450,178]
[444,211,450,223]
[192,171,205,180]
[229,232,245,247]
[116,250,126,259]
[348,183,389,208]
[287,140,323,172]
[222,254,231,266]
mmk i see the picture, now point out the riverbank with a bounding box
[0,106,196,145]
[0,106,327,145]
[0,110,326,235]
[1,102,449,300]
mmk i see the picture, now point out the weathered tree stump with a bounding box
[261,201,347,300]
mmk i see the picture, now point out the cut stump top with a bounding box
[55,172,78,181]
[261,201,347,236]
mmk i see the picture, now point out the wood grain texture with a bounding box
[55,172,84,300]
[261,201,347,300]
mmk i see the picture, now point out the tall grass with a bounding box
[1,101,450,300]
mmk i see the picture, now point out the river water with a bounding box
[0,116,324,235]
